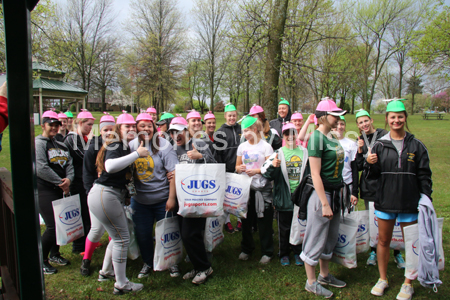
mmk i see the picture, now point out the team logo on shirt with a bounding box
[333,145,345,178]
[407,153,415,163]
[48,148,69,167]
[134,156,155,182]
[286,155,302,181]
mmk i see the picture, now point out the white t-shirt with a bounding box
[237,139,274,188]
[338,137,357,185]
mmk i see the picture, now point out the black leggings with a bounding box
[38,184,64,260]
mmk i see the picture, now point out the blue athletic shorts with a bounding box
[375,210,418,223]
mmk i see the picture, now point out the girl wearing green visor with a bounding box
[355,109,404,268]
[366,99,433,300]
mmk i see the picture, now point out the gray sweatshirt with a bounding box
[35,135,74,186]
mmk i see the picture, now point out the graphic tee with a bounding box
[338,137,357,185]
[129,137,178,204]
[237,139,274,188]
[281,146,304,193]
[307,130,344,184]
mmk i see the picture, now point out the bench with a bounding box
[423,113,444,120]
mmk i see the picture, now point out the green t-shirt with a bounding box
[281,146,304,193]
[307,130,344,184]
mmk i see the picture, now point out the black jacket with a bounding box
[83,135,103,194]
[269,106,292,136]
[356,128,388,201]
[215,123,241,172]
[367,131,432,213]
[64,132,90,183]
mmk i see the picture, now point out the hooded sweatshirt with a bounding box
[64,132,90,182]
[367,131,432,213]
[83,135,103,193]
[35,135,74,188]
[269,106,292,137]
[215,122,242,172]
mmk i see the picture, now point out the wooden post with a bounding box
[2,0,46,298]
[39,88,42,118]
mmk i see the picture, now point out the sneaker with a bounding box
[318,273,346,288]
[80,259,91,276]
[294,254,304,266]
[169,265,181,278]
[259,255,271,264]
[183,269,197,280]
[138,263,152,279]
[367,251,377,266]
[280,256,290,266]
[238,252,249,261]
[225,222,234,233]
[98,270,115,282]
[236,221,242,231]
[371,278,389,296]
[305,280,333,298]
[192,267,213,285]
[113,281,144,295]
[396,283,414,300]
[394,253,406,269]
[48,255,70,266]
[43,260,58,275]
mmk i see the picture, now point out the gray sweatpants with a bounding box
[300,191,340,266]
[88,184,129,263]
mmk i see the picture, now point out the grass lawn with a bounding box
[1,112,450,299]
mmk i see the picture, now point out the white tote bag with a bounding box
[153,214,183,271]
[404,218,445,280]
[342,209,370,254]
[369,202,405,250]
[52,194,84,246]
[331,222,357,269]
[176,163,226,218]
[289,205,307,245]
[223,173,252,218]
[204,214,227,252]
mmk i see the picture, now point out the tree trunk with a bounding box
[245,60,250,112]
[261,0,289,119]
[101,87,106,111]
[210,55,215,114]
[398,62,403,98]
[411,92,415,115]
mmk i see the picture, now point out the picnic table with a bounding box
[423,113,445,120]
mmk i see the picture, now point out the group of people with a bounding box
[35,97,433,299]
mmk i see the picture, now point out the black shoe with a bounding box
[80,259,91,276]
[48,255,70,266]
[43,260,58,274]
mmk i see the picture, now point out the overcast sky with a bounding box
[54,0,195,25]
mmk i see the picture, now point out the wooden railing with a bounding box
[0,167,20,299]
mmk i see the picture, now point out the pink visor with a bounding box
[291,112,303,120]
[42,110,59,119]
[100,112,115,123]
[57,112,68,119]
[77,109,96,120]
[249,104,264,115]
[186,110,201,120]
[136,113,153,122]
[204,111,215,121]
[282,122,297,133]
[315,97,346,116]
[116,111,136,125]
[146,106,157,114]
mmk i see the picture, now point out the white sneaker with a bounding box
[371,278,389,296]
[192,267,213,285]
[259,255,272,264]
[113,281,144,295]
[396,283,414,300]
[182,269,197,280]
[238,252,249,261]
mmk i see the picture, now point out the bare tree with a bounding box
[127,0,186,114]
[192,0,230,113]
[52,0,116,99]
